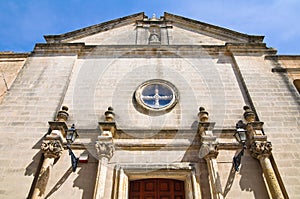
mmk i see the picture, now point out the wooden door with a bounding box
[129,178,185,199]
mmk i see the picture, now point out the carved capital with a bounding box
[250,141,272,159]
[41,139,63,159]
[199,136,219,159]
[95,139,115,160]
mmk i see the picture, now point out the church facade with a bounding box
[0,12,299,199]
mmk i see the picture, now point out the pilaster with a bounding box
[198,107,223,199]
[94,107,116,199]
[243,106,285,199]
[32,106,69,199]
[250,140,284,199]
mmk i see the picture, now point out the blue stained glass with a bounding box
[141,84,174,109]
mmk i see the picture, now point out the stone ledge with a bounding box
[0,52,30,58]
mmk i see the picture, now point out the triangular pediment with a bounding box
[44,12,264,46]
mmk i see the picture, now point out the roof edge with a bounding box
[164,12,264,43]
[44,12,145,43]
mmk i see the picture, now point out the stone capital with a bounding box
[95,136,115,160]
[250,141,272,159]
[199,136,219,159]
[41,135,64,159]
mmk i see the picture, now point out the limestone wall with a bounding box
[0,46,297,198]
[63,47,245,130]
[0,52,28,103]
[235,54,300,198]
[0,53,77,198]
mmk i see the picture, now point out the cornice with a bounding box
[265,55,300,61]
[0,52,30,58]
[31,41,277,57]
[32,43,85,55]
[78,44,226,58]
[225,43,277,55]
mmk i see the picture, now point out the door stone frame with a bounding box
[112,163,201,199]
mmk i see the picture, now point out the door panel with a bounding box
[129,178,185,199]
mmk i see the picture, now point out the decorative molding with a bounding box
[33,43,85,55]
[0,52,30,58]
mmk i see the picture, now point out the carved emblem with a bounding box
[148,26,161,44]
[95,141,115,160]
[250,141,272,159]
[41,139,63,159]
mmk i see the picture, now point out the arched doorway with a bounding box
[129,178,185,199]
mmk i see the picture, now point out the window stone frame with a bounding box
[134,79,179,112]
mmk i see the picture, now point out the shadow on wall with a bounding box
[72,154,98,199]
[25,135,46,198]
[221,151,269,198]
[44,150,97,199]
[44,167,73,199]
[26,147,98,199]
[223,164,236,197]
[181,131,212,199]
[238,153,269,198]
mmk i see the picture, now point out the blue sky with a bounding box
[0,0,299,54]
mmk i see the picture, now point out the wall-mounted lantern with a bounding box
[233,120,247,171]
[66,124,79,172]
[66,124,78,144]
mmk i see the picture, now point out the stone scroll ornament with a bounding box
[41,139,64,159]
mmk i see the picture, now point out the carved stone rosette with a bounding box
[41,139,64,159]
[95,141,115,160]
[250,141,272,159]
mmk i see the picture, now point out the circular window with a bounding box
[135,79,178,111]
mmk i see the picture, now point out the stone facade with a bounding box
[0,12,299,198]
[0,52,28,103]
